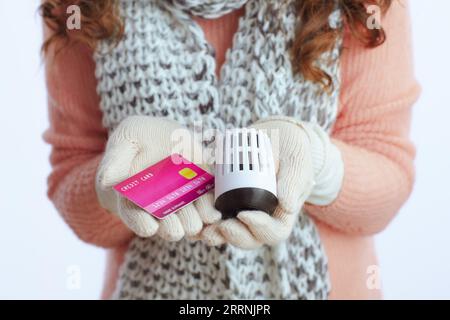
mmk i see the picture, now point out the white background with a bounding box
[0,0,449,299]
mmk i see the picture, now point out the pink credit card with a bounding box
[114,154,214,220]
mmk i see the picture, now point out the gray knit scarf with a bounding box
[94,0,342,299]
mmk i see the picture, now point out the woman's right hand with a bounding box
[95,116,221,241]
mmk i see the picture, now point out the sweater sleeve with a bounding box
[43,32,134,247]
[305,0,420,236]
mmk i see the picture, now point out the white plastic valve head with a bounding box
[214,128,278,219]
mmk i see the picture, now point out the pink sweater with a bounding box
[43,1,419,299]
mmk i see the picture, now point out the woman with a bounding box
[41,0,419,299]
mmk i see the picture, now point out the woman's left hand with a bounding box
[200,117,317,249]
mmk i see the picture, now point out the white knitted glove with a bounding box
[201,116,344,249]
[96,116,221,241]
[305,121,344,206]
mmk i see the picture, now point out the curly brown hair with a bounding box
[40,0,392,89]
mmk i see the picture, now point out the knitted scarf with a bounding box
[169,0,248,18]
[94,0,342,299]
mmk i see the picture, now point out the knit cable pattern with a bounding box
[94,0,342,299]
